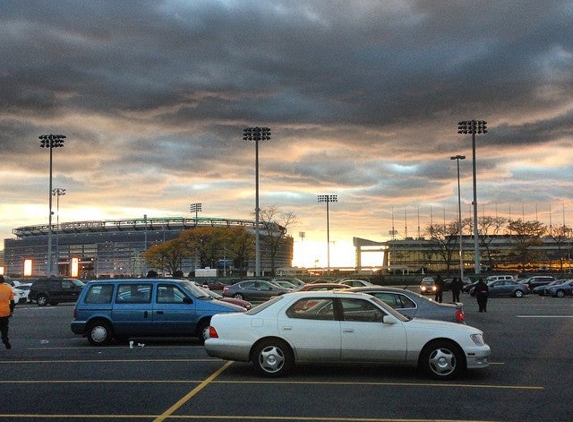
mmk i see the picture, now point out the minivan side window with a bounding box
[85,284,114,304]
[157,284,187,303]
[116,284,152,303]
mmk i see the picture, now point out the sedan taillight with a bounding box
[208,326,219,339]
[456,309,465,323]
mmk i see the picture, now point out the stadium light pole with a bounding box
[40,134,66,276]
[243,127,271,277]
[457,120,487,275]
[450,155,465,280]
[190,203,202,226]
[52,187,66,275]
[318,194,337,274]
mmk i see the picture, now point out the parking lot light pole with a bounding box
[40,134,66,276]
[243,127,271,277]
[52,187,66,275]
[457,120,487,275]
[450,155,465,280]
[318,194,337,274]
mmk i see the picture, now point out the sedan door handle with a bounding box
[343,329,354,333]
[156,311,164,314]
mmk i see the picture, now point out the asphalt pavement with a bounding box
[0,293,572,422]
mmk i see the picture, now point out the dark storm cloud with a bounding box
[1,0,573,253]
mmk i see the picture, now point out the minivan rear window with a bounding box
[84,284,114,304]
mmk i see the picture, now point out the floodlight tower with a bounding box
[243,127,271,277]
[40,134,66,276]
[457,120,487,275]
[317,194,338,274]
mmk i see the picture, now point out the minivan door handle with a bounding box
[143,311,148,318]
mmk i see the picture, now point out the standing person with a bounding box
[451,277,463,303]
[475,278,489,312]
[0,275,15,349]
[434,274,444,303]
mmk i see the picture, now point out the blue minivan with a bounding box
[71,278,244,346]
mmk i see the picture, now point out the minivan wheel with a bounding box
[36,294,48,306]
[197,320,210,344]
[87,320,113,346]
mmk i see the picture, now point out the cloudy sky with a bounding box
[1,0,572,267]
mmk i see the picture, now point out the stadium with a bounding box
[2,216,294,278]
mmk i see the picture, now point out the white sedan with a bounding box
[205,291,490,380]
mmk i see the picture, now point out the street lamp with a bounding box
[457,120,487,275]
[190,203,202,225]
[243,127,271,277]
[450,155,465,280]
[52,187,66,276]
[40,134,66,276]
[317,194,338,274]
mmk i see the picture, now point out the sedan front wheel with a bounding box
[420,340,464,380]
[252,338,294,377]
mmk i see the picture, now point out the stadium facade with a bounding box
[3,216,293,278]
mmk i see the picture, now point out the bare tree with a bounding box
[506,219,547,270]
[259,206,297,276]
[425,221,460,273]
[548,224,572,271]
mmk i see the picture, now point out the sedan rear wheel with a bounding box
[252,338,293,377]
[233,293,244,300]
[514,290,524,298]
[556,290,565,298]
[420,340,464,380]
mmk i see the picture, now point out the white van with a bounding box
[485,275,515,283]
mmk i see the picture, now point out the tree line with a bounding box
[143,206,296,277]
[425,216,572,272]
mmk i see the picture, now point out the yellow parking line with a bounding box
[153,360,234,422]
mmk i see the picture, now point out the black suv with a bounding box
[29,277,85,306]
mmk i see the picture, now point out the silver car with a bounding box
[348,286,465,324]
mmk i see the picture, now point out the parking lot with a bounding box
[0,292,572,422]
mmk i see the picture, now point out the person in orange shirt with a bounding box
[0,275,15,349]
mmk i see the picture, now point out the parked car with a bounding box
[298,283,350,291]
[519,276,555,291]
[545,279,573,298]
[29,277,85,306]
[272,280,298,289]
[11,286,26,305]
[485,275,516,283]
[222,280,293,302]
[71,278,244,346]
[339,279,374,287]
[442,277,472,292]
[271,277,306,288]
[347,286,465,324]
[205,291,490,380]
[200,280,227,291]
[471,279,529,298]
[533,279,566,296]
[198,286,253,310]
[12,283,32,303]
[419,277,436,295]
